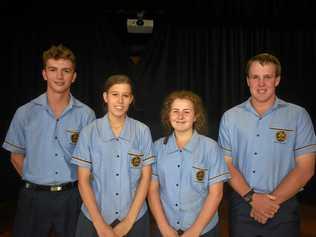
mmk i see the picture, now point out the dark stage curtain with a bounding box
[1,14,315,201]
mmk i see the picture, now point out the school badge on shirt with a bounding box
[275,130,287,142]
[66,130,79,144]
[196,169,205,182]
[131,156,141,167]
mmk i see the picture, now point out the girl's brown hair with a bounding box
[161,90,208,142]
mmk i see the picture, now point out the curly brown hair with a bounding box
[43,44,76,70]
[161,90,208,140]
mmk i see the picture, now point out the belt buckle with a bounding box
[50,185,62,192]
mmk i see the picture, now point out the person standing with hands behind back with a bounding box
[72,74,155,237]
[218,53,316,237]
[148,90,230,237]
[2,44,96,237]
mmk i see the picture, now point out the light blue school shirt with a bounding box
[2,93,96,185]
[71,114,155,224]
[152,131,230,235]
[218,98,316,193]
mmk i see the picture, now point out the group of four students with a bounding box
[3,44,315,237]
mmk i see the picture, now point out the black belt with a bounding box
[24,181,78,192]
[177,229,184,235]
[110,219,120,228]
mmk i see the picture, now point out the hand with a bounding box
[95,222,118,237]
[160,224,179,237]
[250,193,279,223]
[181,227,200,237]
[113,218,133,237]
[250,208,269,224]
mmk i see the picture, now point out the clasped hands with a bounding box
[250,193,280,224]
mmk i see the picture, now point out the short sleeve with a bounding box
[140,126,155,166]
[2,108,26,154]
[294,108,316,157]
[207,143,231,186]
[71,125,93,169]
[218,112,233,158]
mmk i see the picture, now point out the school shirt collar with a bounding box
[97,113,132,142]
[32,93,81,109]
[243,97,287,117]
[166,130,199,155]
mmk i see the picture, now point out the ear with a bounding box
[42,69,47,81]
[246,77,250,87]
[275,76,281,87]
[103,92,108,103]
[129,95,134,105]
[72,72,77,83]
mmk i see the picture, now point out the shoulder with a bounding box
[128,117,151,132]
[196,133,220,151]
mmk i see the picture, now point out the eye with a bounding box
[263,75,273,80]
[63,68,73,74]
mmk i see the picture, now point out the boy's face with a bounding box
[42,58,76,94]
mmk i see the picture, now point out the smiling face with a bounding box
[169,98,196,134]
[103,83,133,120]
[247,61,280,108]
[42,58,76,95]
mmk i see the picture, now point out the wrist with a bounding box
[243,188,255,204]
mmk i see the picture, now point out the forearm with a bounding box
[78,171,108,228]
[126,165,152,223]
[225,157,251,196]
[272,155,315,204]
[10,153,24,176]
[147,181,171,230]
[190,182,223,235]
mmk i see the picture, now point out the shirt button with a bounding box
[256,134,260,137]
[175,203,178,206]
[177,221,180,224]
[254,152,258,155]
[176,184,179,187]
[116,173,119,176]
[116,155,120,158]
[116,138,119,141]
[54,153,58,156]
[55,171,58,174]
[56,119,59,122]
[179,150,182,152]
[115,193,119,196]
[177,165,180,168]
[54,136,58,139]
[115,211,119,214]
[252,170,256,173]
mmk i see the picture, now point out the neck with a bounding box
[174,129,193,149]
[108,113,126,137]
[250,96,276,117]
[47,90,70,118]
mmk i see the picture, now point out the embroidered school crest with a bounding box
[276,130,287,142]
[196,170,205,182]
[131,156,141,167]
[71,132,79,144]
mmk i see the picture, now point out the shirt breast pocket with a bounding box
[191,166,208,194]
[269,127,295,146]
[128,150,143,186]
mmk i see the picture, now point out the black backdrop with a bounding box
[1,2,315,203]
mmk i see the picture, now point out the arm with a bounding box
[225,156,279,223]
[147,179,178,237]
[272,153,315,205]
[77,167,117,237]
[113,165,152,237]
[182,182,223,237]
[10,153,25,176]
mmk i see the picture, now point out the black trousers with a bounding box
[152,224,219,237]
[229,191,300,237]
[76,211,150,237]
[12,185,81,237]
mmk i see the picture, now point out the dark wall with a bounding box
[1,3,316,202]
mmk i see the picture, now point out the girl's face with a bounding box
[169,98,196,133]
[103,83,133,119]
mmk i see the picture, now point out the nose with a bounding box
[178,111,184,119]
[258,77,265,86]
[57,70,63,79]
[118,95,123,103]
